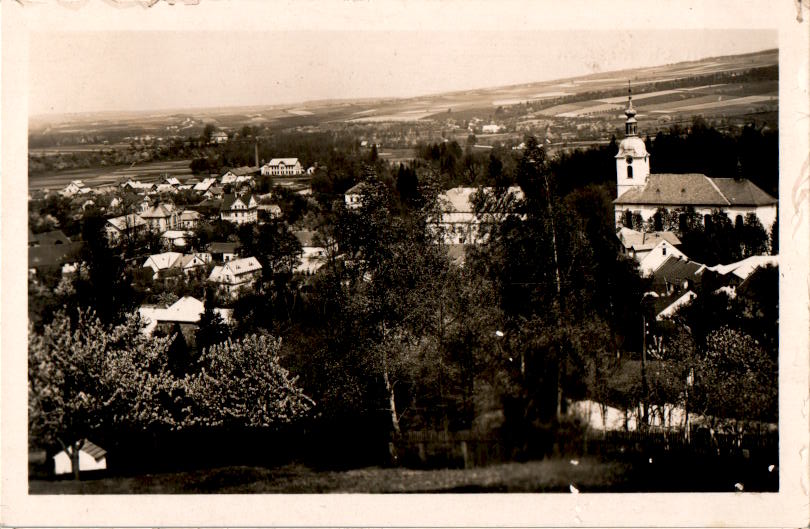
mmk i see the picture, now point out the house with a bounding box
[162,176,182,187]
[142,252,206,279]
[616,227,682,260]
[437,186,524,244]
[637,240,687,276]
[211,131,229,144]
[613,92,777,229]
[344,182,369,209]
[261,158,303,176]
[105,213,148,243]
[53,439,107,476]
[179,209,201,228]
[160,230,193,250]
[204,186,225,200]
[140,203,179,232]
[121,179,156,194]
[193,177,217,193]
[208,257,262,297]
[221,166,258,185]
[138,296,232,338]
[155,183,178,195]
[59,180,92,197]
[649,255,705,297]
[220,194,258,224]
[482,124,502,134]
[294,230,326,274]
[208,241,241,263]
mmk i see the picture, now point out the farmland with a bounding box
[28,159,193,191]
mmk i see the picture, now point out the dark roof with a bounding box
[220,194,255,211]
[29,229,71,247]
[711,178,778,207]
[209,241,241,254]
[29,242,83,269]
[649,255,704,293]
[614,173,777,207]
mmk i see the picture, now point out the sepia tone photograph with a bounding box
[3,0,809,527]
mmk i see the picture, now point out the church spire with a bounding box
[625,81,638,137]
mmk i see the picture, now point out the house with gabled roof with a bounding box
[344,182,369,209]
[140,203,179,232]
[105,213,148,243]
[221,166,259,185]
[138,296,232,338]
[193,177,217,193]
[60,180,92,197]
[208,256,262,297]
[53,439,107,475]
[142,251,207,279]
[220,193,257,224]
[612,91,777,230]
[261,158,303,176]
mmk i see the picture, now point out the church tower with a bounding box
[615,83,650,197]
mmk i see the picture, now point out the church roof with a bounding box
[614,173,776,207]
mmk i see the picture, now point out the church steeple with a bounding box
[625,81,638,137]
[615,80,650,198]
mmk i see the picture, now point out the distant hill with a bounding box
[29,48,777,140]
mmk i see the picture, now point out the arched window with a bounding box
[735,215,744,230]
[627,165,634,180]
[624,209,633,228]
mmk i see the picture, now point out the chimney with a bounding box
[254,139,259,169]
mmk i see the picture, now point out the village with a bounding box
[26,81,780,493]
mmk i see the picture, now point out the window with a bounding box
[627,165,634,179]
[662,246,667,256]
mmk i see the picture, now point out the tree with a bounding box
[696,327,777,430]
[181,335,314,428]
[202,124,216,144]
[28,310,175,479]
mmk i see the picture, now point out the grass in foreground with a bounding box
[31,457,631,494]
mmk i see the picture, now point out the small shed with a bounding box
[53,439,107,475]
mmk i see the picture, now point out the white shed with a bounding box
[53,439,107,475]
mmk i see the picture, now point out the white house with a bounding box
[616,227,682,262]
[482,124,502,134]
[344,182,368,209]
[143,252,206,279]
[208,257,263,297]
[211,131,229,144]
[160,230,193,250]
[220,194,258,224]
[261,158,303,176]
[138,296,232,336]
[60,180,92,197]
[179,209,201,229]
[613,92,777,230]
[637,240,687,276]
[221,166,258,185]
[53,440,107,475]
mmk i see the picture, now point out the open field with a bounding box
[28,159,194,191]
[29,49,777,139]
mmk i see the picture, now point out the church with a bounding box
[612,91,777,231]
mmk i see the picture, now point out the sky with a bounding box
[29,29,777,117]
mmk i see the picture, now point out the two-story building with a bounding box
[140,203,179,232]
[261,158,303,176]
[207,257,262,297]
[220,194,258,224]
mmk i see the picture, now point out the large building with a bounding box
[613,91,777,230]
[261,158,303,176]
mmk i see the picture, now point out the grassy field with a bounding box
[30,458,632,494]
[29,452,777,494]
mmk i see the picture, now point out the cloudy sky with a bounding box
[29,29,776,116]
